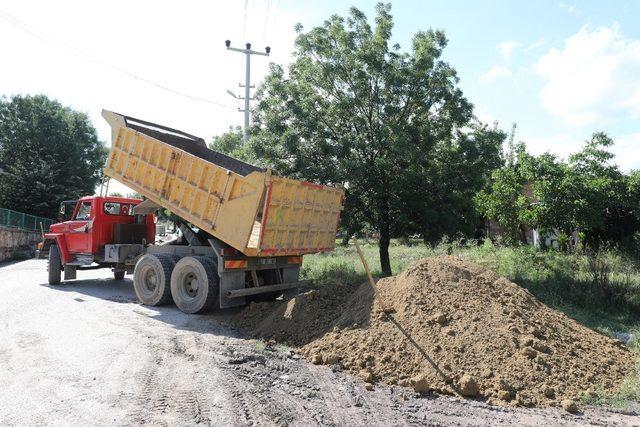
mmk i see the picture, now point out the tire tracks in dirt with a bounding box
[123,331,219,425]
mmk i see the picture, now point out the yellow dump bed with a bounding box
[102,110,344,257]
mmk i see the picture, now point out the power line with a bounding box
[270,0,281,45]
[0,9,235,109]
[242,0,249,40]
[262,0,272,41]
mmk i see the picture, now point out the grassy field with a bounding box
[302,238,640,406]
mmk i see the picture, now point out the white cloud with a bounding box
[527,39,544,51]
[534,24,640,126]
[0,0,302,195]
[612,133,640,172]
[520,131,640,171]
[474,106,497,125]
[497,41,522,61]
[523,132,580,160]
[479,65,512,85]
[558,1,578,15]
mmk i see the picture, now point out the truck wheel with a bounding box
[133,254,176,306]
[113,270,125,280]
[171,256,219,314]
[48,244,62,285]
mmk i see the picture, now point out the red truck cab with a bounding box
[44,196,155,284]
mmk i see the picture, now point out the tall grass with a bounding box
[302,239,640,332]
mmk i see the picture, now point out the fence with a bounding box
[0,208,54,233]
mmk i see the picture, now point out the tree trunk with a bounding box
[519,224,528,244]
[379,220,392,277]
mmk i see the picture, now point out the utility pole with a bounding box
[225,40,270,142]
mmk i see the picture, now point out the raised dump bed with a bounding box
[102,110,344,257]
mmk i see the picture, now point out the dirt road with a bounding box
[0,259,637,426]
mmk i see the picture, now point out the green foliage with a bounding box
[0,95,107,218]
[475,141,531,243]
[477,132,640,252]
[242,3,504,275]
[208,126,255,162]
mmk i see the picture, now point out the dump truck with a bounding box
[43,110,344,314]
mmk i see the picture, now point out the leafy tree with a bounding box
[478,132,640,252]
[566,133,638,249]
[209,126,254,162]
[628,170,640,253]
[245,3,504,275]
[406,125,504,243]
[524,133,636,250]
[475,141,532,243]
[0,95,107,218]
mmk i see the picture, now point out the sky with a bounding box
[1,0,639,195]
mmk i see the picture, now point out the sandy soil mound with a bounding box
[231,256,635,407]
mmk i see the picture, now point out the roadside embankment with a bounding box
[0,226,40,262]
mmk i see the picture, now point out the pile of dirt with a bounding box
[230,256,635,407]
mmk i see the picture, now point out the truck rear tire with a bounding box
[133,254,176,306]
[48,244,62,285]
[170,256,219,314]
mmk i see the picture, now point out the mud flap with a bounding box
[64,265,77,280]
[281,266,301,299]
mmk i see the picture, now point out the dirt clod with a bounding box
[411,375,431,394]
[544,387,555,399]
[458,374,480,397]
[324,353,341,365]
[433,313,448,325]
[520,347,537,359]
[230,256,634,408]
[562,399,579,414]
[359,370,374,383]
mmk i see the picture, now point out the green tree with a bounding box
[566,133,638,249]
[0,95,107,218]
[478,132,640,252]
[475,140,532,243]
[209,126,254,162]
[247,3,504,275]
[525,133,634,250]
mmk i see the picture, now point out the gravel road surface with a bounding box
[0,259,637,426]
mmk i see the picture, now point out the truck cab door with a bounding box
[65,201,93,254]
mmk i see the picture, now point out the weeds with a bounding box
[303,238,640,331]
[582,335,640,409]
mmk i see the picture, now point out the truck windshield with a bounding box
[58,200,78,222]
[104,202,133,216]
[75,202,92,220]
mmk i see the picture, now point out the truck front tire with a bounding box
[170,256,219,314]
[133,254,176,306]
[48,244,62,285]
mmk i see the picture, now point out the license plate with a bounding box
[259,258,276,265]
